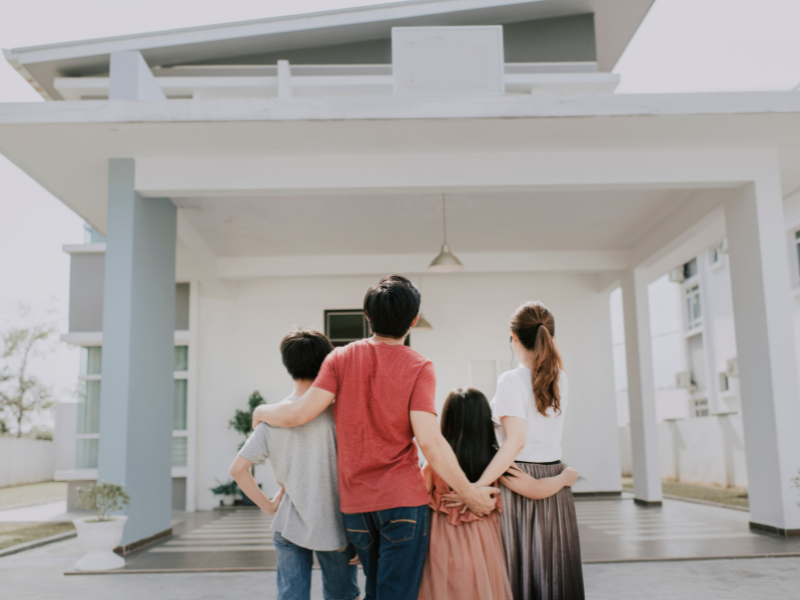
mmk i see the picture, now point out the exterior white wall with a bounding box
[194,271,621,510]
[610,276,689,427]
[0,438,56,487]
[619,414,747,488]
[783,191,800,393]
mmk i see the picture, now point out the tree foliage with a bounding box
[0,309,56,438]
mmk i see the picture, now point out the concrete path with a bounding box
[3,536,800,600]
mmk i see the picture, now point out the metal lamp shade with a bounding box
[414,313,434,330]
[428,243,464,272]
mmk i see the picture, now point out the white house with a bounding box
[3,0,800,550]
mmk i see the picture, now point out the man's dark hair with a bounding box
[363,275,421,339]
[280,329,334,381]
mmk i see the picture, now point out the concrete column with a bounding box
[98,159,176,547]
[620,269,663,506]
[724,177,800,536]
[109,51,166,101]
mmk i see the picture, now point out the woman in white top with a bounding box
[471,301,584,600]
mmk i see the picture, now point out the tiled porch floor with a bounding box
[67,497,800,574]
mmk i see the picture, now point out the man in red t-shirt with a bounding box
[253,275,497,600]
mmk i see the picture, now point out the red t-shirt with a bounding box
[313,338,437,514]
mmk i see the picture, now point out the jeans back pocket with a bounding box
[344,514,373,550]
[378,506,418,544]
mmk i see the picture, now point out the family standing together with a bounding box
[229,275,584,600]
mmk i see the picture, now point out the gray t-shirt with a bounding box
[238,398,347,551]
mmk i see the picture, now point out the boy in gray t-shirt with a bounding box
[230,330,358,600]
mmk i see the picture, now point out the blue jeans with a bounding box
[344,505,430,600]
[273,530,359,600]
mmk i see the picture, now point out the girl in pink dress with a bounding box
[418,388,578,600]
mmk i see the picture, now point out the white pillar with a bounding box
[620,269,663,506]
[109,51,166,101]
[724,177,800,536]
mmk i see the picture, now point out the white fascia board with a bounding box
[135,150,770,198]
[8,0,564,65]
[216,250,630,279]
[62,243,106,254]
[61,331,191,346]
[54,468,98,481]
[2,92,800,126]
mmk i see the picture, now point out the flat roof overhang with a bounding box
[4,0,654,100]
[1,92,800,236]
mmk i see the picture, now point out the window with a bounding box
[795,231,800,283]
[74,345,191,469]
[325,309,410,347]
[683,258,698,280]
[718,372,730,393]
[173,345,189,466]
[76,347,102,468]
[325,310,370,347]
[692,398,709,418]
[685,285,702,330]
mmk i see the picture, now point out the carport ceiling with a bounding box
[174,188,693,257]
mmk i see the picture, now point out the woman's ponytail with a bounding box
[510,301,564,416]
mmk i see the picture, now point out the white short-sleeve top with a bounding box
[490,367,569,462]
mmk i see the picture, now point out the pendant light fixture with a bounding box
[413,274,433,330]
[428,194,464,272]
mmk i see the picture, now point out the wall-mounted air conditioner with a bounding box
[726,357,739,378]
[669,268,686,284]
[676,371,692,389]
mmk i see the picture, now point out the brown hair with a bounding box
[510,301,563,417]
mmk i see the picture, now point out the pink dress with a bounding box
[418,472,513,600]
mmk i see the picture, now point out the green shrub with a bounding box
[210,480,239,496]
[76,481,130,522]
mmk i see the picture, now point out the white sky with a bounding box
[1,0,800,428]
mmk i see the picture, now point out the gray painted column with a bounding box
[725,178,800,536]
[98,159,176,547]
[620,269,663,506]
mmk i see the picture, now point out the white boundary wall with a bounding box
[619,414,748,488]
[0,437,56,487]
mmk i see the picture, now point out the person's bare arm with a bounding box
[252,387,335,429]
[411,411,498,516]
[229,455,284,515]
[500,466,578,500]
[473,416,527,488]
[422,462,434,493]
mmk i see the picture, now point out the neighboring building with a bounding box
[3,0,800,549]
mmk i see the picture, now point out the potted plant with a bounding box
[210,480,239,507]
[229,391,265,506]
[73,481,130,571]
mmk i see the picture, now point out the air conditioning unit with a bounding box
[669,268,686,284]
[726,357,739,378]
[675,371,692,389]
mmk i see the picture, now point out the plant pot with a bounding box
[72,515,128,571]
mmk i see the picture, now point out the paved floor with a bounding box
[574,497,800,562]
[95,498,800,573]
[2,536,799,600]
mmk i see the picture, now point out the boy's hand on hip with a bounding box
[262,488,285,516]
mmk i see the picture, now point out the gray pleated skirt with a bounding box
[499,462,585,600]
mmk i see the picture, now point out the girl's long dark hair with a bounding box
[441,387,506,483]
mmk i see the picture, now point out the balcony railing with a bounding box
[54,61,619,100]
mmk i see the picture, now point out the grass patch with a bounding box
[622,477,749,508]
[0,482,67,509]
[0,522,75,551]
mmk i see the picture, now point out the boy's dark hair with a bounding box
[363,275,421,339]
[280,329,334,381]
